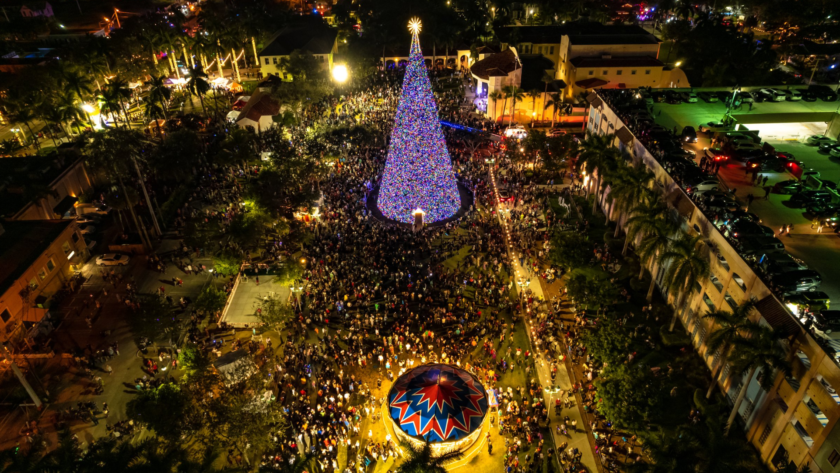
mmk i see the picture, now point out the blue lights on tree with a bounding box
[377,20,461,224]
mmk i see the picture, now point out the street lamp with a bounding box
[675,61,682,67]
[332,64,349,83]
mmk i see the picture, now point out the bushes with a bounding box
[549,232,591,269]
[160,180,192,225]
[660,324,691,347]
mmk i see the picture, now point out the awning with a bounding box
[575,78,609,89]
[53,195,78,217]
[616,126,635,144]
[666,189,695,219]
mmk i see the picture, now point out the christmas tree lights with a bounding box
[377,18,461,224]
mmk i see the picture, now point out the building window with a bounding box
[318,55,325,63]
[702,293,715,311]
[631,70,637,75]
[283,73,288,80]
[62,241,71,255]
[29,277,38,290]
[549,46,554,54]
[645,70,651,75]
[38,268,47,281]
[264,58,269,65]
[537,46,542,54]
[272,58,278,65]
[0,309,10,323]
[616,70,623,76]
[588,70,594,76]
[830,449,840,467]
[46,259,55,271]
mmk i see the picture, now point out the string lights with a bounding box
[377,19,461,224]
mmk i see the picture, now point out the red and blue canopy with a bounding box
[388,364,488,442]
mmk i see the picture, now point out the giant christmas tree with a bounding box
[377,18,461,224]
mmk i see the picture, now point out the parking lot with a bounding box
[651,99,840,307]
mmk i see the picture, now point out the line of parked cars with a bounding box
[640,86,838,106]
[806,134,840,158]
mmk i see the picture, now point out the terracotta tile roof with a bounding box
[470,48,520,80]
[575,78,609,89]
[666,188,695,219]
[616,126,635,144]
[238,92,280,123]
[260,27,337,57]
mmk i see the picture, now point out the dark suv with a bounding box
[808,85,838,102]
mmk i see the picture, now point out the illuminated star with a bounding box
[408,17,422,35]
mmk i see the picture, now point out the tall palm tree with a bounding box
[638,220,676,301]
[97,87,124,128]
[107,77,133,126]
[624,194,668,255]
[608,163,655,236]
[143,97,166,139]
[662,234,710,331]
[703,298,760,399]
[55,90,82,137]
[145,74,171,121]
[186,66,212,119]
[9,105,39,151]
[394,440,464,473]
[579,132,618,214]
[725,326,791,434]
[540,71,555,121]
[527,89,541,125]
[488,90,503,120]
[502,84,525,127]
[63,70,95,128]
[544,92,562,128]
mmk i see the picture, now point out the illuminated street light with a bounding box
[675,61,683,67]
[81,103,95,113]
[332,64,349,83]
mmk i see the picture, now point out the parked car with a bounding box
[788,190,832,208]
[829,144,840,158]
[774,179,807,194]
[801,90,818,102]
[703,147,729,163]
[96,254,130,266]
[784,89,803,101]
[761,253,808,275]
[746,155,784,172]
[681,126,697,143]
[774,269,822,294]
[808,85,838,102]
[698,121,729,133]
[685,179,720,194]
[806,135,834,146]
[738,236,786,255]
[504,126,528,140]
[759,88,786,101]
[680,92,699,103]
[698,92,719,103]
[730,141,763,152]
[819,141,838,153]
[727,220,775,238]
[736,91,754,103]
[731,148,767,162]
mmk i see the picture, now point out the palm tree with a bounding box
[145,74,171,121]
[703,298,760,399]
[186,66,212,119]
[527,89,541,125]
[23,184,59,218]
[579,132,618,214]
[624,194,667,254]
[637,220,676,301]
[662,234,710,331]
[55,90,82,137]
[544,93,562,128]
[608,163,655,236]
[63,70,95,128]
[541,71,555,121]
[502,85,525,128]
[488,90,503,120]
[395,440,464,473]
[107,77,133,126]
[725,326,791,434]
[9,105,39,151]
[143,97,166,139]
[97,87,124,128]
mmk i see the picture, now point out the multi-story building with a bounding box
[0,220,87,344]
[588,91,840,472]
[0,153,93,221]
[258,26,338,80]
[473,24,687,122]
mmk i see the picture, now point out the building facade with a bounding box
[0,220,87,344]
[588,92,840,472]
[0,155,94,221]
[258,27,338,80]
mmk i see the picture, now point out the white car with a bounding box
[680,92,698,103]
[96,254,130,266]
[78,224,96,235]
[807,135,834,146]
[759,88,785,102]
[785,89,803,101]
[731,142,762,152]
[698,121,728,133]
[504,126,528,140]
[736,91,754,103]
[686,180,720,194]
[829,145,840,158]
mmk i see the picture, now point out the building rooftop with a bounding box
[238,91,281,123]
[0,220,72,296]
[0,155,80,219]
[259,27,338,57]
[519,54,565,92]
[498,23,655,45]
[567,34,660,45]
[570,56,663,68]
[470,48,520,80]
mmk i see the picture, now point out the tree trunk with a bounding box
[706,350,728,399]
[725,366,757,435]
[646,263,659,301]
[669,286,689,332]
[551,107,556,128]
[116,171,151,250]
[132,157,161,236]
[614,212,622,238]
[508,97,516,128]
[500,99,507,124]
[231,48,241,82]
[591,174,601,214]
[623,229,632,255]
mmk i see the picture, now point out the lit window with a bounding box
[62,241,71,255]
[38,268,47,281]
[29,277,38,290]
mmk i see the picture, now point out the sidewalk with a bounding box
[488,167,602,473]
